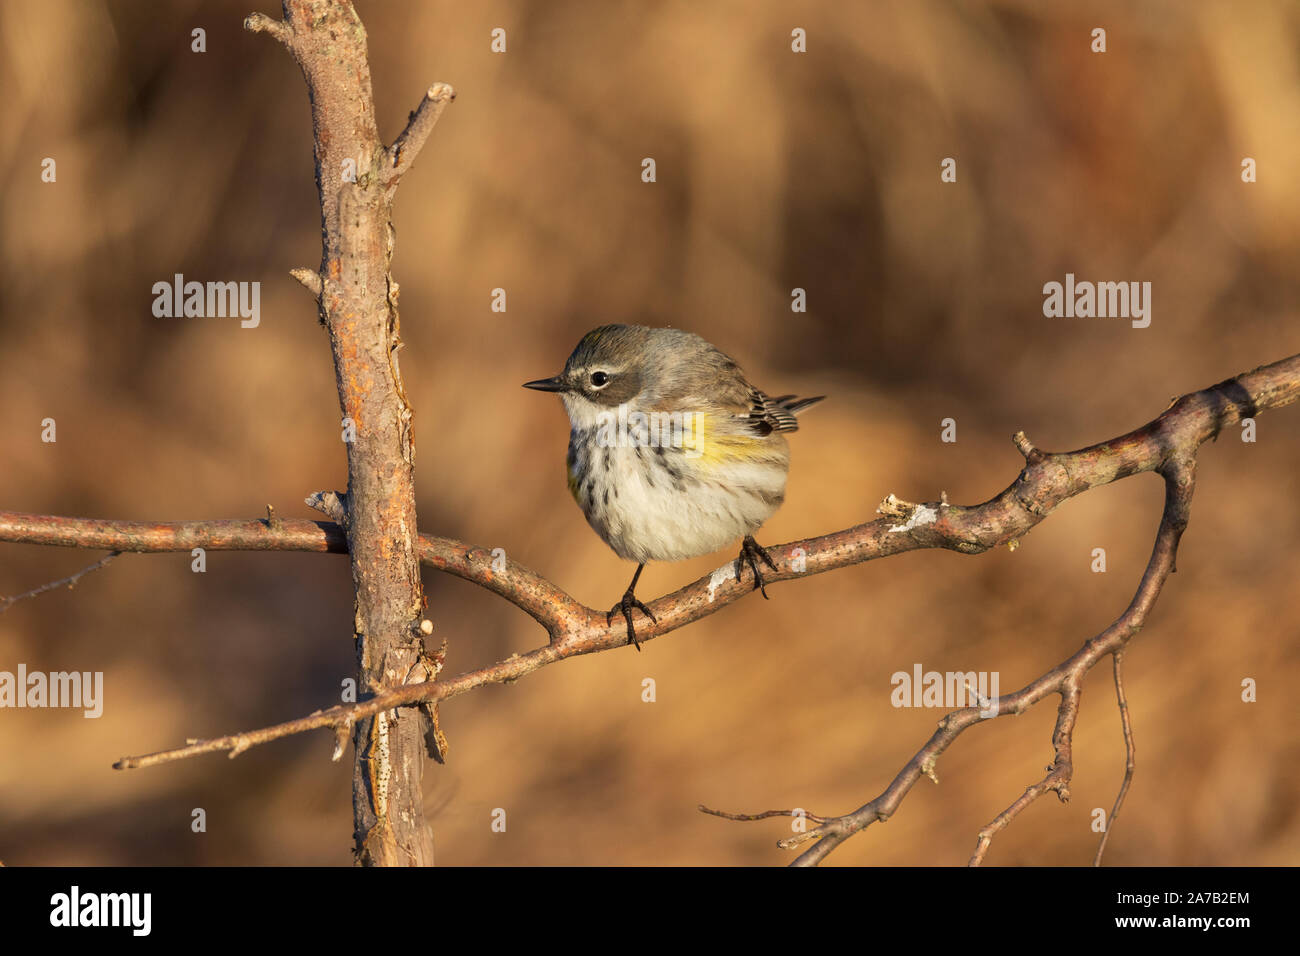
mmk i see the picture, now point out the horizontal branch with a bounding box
[3,353,1298,856]
[0,513,346,554]
[5,354,1295,647]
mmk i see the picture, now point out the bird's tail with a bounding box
[764,394,826,432]
[772,394,826,416]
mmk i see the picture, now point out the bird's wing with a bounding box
[740,388,826,435]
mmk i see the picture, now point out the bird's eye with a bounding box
[590,371,610,388]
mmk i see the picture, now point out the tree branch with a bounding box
[0,551,123,613]
[242,0,455,866]
[4,353,1297,862]
[8,354,1292,639]
[715,445,1196,867]
[385,83,456,184]
[243,11,295,49]
[1093,651,1136,866]
[289,266,323,299]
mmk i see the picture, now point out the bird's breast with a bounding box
[565,420,789,564]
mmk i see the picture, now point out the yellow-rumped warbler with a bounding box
[525,324,824,649]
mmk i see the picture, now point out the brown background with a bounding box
[1,0,1297,865]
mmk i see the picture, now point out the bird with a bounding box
[524,324,824,650]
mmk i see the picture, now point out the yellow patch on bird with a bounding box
[567,462,581,503]
[688,411,764,465]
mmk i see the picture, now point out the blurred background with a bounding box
[1,0,1297,866]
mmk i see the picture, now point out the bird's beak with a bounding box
[523,375,569,393]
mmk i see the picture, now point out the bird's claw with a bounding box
[608,590,657,651]
[735,536,778,599]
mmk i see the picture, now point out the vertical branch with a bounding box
[246,0,452,865]
[1094,651,1136,865]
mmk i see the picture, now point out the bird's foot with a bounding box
[735,535,778,598]
[607,589,657,651]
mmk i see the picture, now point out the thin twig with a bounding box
[0,551,123,613]
[969,683,1081,866]
[1094,651,1136,866]
[698,805,836,825]
[385,83,456,184]
[289,267,323,298]
[243,11,294,48]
